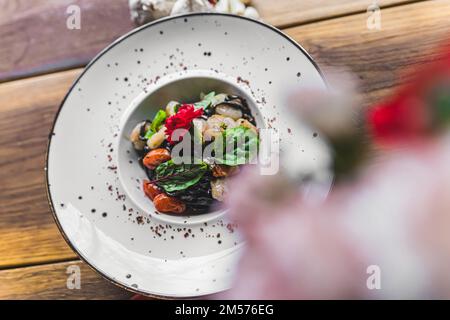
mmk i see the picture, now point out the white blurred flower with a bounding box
[222,116,450,299]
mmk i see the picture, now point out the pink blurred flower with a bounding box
[220,42,450,299]
[223,138,450,299]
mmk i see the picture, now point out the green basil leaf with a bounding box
[214,126,259,166]
[150,109,167,132]
[195,91,216,110]
[154,160,208,192]
[143,110,167,139]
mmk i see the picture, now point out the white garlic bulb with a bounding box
[243,6,260,20]
[216,0,261,20]
[129,0,261,26]
[171,0,214,15]
[129,0,177,25]
[229,0,245,15]
[214,0,229,13]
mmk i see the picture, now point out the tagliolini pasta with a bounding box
[130,92,259,215]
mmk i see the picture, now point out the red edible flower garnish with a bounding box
[165,104,203,144]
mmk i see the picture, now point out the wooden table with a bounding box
[1,0,449,299]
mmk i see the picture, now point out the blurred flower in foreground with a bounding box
[222,40,450,299]
[367,41,450,145]
[287,70,372,182]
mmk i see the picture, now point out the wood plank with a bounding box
[256,0,420,28]
[0,0,418,83]
[284,0,450,107]
[0,0,134,82]
[0,70,82,268]
[1,0,449,270]
[0,261,133,299]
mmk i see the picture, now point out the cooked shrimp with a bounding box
[147,125,166,149]
[215,104,243,120]
[211,178,228,202]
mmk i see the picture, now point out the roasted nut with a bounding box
[143,180,162,200]
[212,164,240,177]
[153,193,186,214]
[143,148,171,169]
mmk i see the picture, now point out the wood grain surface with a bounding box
[2,0,449,272]
[0,70,82,269]
[0,0,134,82]
[1,0,449,299]
[285,0,450,107]
[256,0,420,28]
[0,260,133,299]
[0,0,418,83]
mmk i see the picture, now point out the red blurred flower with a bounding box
[367,40,450,145]
[165,104,203,144]
[367,95,430,144]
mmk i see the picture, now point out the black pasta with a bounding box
[130,92,259,215]
[165,172,216,214]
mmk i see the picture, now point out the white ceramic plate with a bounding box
[46,13,332,298]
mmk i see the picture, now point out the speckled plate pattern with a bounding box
[46,13,332,298]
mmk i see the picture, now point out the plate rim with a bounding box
[45,12,327,298]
